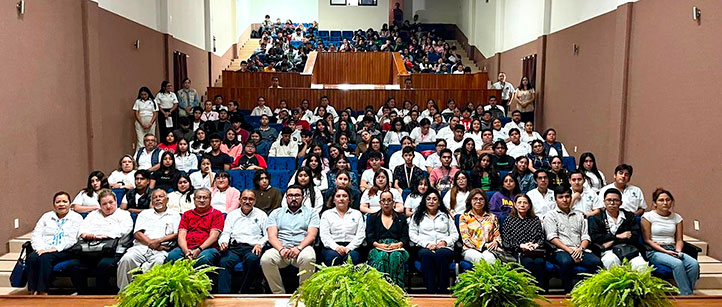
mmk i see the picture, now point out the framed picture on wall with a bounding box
[330,0,347,5]
[358,0,378,5]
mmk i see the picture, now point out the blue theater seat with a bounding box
[229,170,255,191]
[562,156,576,171]
[416,143,435,153]
[388,144,402,157]
[266,157,297,171]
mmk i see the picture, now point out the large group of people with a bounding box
[24,64,699,296]
[245,14,474,74]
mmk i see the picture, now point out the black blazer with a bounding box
[365,211,410,248]
[589,209,645,257]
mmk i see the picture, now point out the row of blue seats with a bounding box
[318,30,354,41]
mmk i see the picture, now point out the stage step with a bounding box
[9,239,27,254]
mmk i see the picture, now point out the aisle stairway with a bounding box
[447,40,480,73]
[0,232,717,295]
[216,39,261,87]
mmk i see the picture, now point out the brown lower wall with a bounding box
[0,0,242,253]
[499,41,538,89]
[454,0,722,259]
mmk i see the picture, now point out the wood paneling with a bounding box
[207,87,501,110]
[401,73,489,89]
[313,52,394,84]
[220,71,312,88]
[303,51,317,76]
[392,52,409,84]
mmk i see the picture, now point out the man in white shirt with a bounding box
[299,99,315,122]
[268,76,282,89]
[360,152,392,192]
[503,110,525,134]
[505,128,531,159]
[269,127,299,157]
[446,124,466,153]
[218,190,268,294]
[527,170,556,219]
[409,118,436,144]
[314,96,338,119]
[425,139,459,173]
[117,189,181,289]
[290,28,304,41]
[250,96,273,116]
[436,116,460,141]
[491,72,516,112]
[387,136,426,171]
[569,171,597,216]
[593,164,646,216]
[134,134,164,171]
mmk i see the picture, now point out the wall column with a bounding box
[608,3,633,164]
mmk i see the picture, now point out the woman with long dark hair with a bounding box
[469,153,501,191]
[167,174,195,213]
[576,152,606,193]
[510,156,536,193]
[547,156,569,189]
[290,154,329,192]
[283,167,324,214]
[133,86,157,148]
[320,187,365,265]
[457,138,479,171]
[514,76,536,123]
[189,127,211,155]
[404,176,431,217]
[252,169,283,214]
[365,190,410,287]
[174,138,198,173]
[410,189,458,294]
[150,152,181,192]
[71,171,109,213]
[489,174,520,216]
[158,130,178,154]
[360,169,403,214]
[442,171,470,216]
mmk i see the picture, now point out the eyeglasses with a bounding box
[380,199,394,203]
[471,197,485,203]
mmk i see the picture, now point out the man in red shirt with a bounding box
[165,188,224,267]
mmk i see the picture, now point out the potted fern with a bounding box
[115,259,217,307]
[570,262,678,307]
[291,257,413,307]
[451,260,548,307]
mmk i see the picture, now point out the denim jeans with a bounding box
[647,248,699,295]
[165,247,220,267]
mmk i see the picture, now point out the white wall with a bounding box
[211,0,237,55]
[168,0,206,49]
[550,0,635,33]
[98,0,162,31]
[501,0,543,51]
[473,0,498,57]
[250,0,318,23]
[408,0,460,24]
[236,0,252,37]
[318,0,390,30]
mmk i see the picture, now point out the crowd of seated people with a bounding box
[244,14,472,74]
[25,82,699,296]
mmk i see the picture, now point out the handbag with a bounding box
[611,243,640,261]
[9,241,31,287]
[488,249,516,263]
[70,238,120,257]
[521,247,547,258]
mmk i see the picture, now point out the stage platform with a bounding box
[0,295,721,306]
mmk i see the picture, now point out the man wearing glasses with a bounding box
[592,164,646,216]
[261,185,320,294]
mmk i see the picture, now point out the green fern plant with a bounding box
[115,259,217,307]
[291,257,413,307]
[451,260,548,307]
[570,262,678,307]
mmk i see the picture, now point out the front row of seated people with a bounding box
[27,179,699,295]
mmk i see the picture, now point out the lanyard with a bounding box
[403,165,414,186]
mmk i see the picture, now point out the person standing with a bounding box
[491,72,515,114]
[133,87,158,148]
[155,81,179,138]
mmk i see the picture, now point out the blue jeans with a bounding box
[321,248,361,266]
[647,249,699,295]
[165,247,220,267]
[217,244,261,294]
[418,248,454,294]
[552,251,602,293]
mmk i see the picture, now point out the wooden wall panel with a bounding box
[400,73,490,89]
[220,71,312,88]
[207,87,501,111]
[313,52,394,84]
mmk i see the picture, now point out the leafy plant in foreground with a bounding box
[115,259,217,307]
[291,257,413,307]
[451,260,547,307]
[570,262,678,307]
